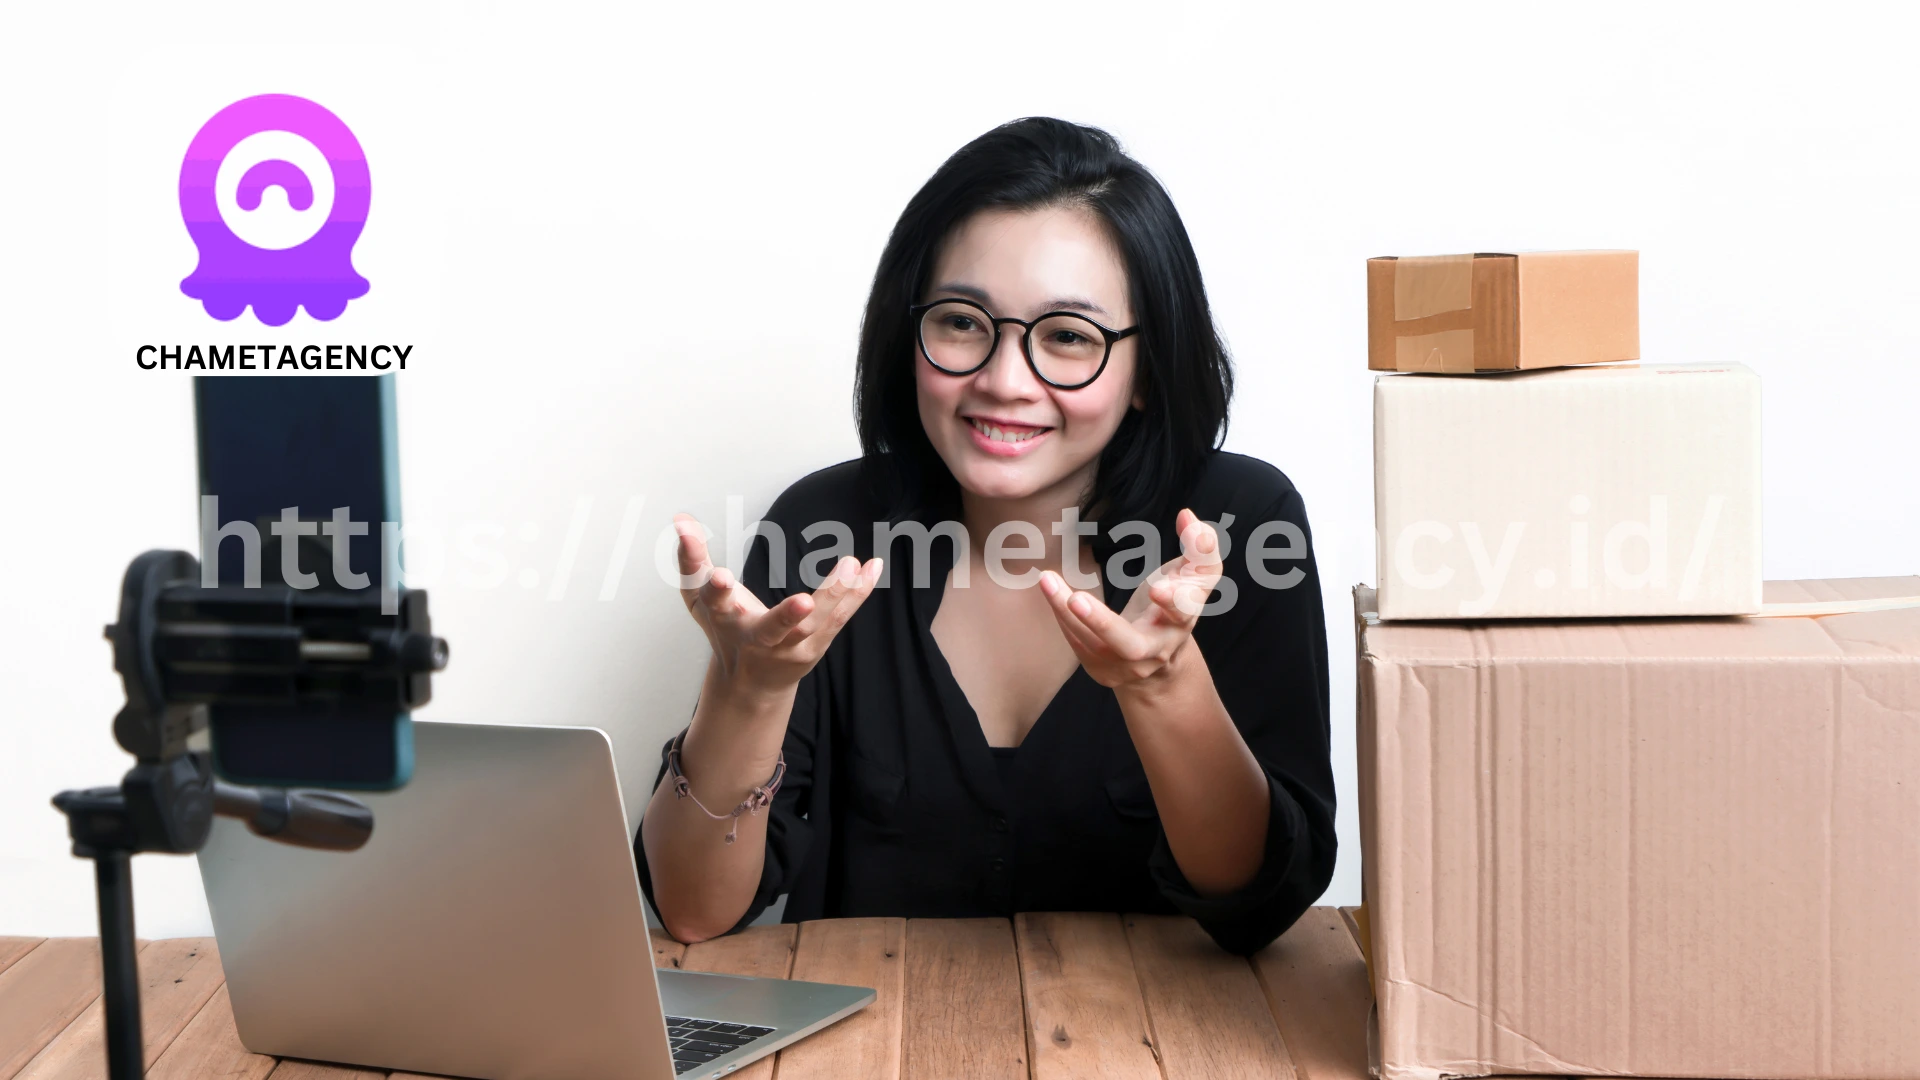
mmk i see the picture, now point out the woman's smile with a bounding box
[964,414,1053,456]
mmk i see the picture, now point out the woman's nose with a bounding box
[974,326,1042,398]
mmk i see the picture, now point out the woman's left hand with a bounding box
[1037,508,1223,690]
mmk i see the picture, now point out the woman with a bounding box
[638,117,1332,957]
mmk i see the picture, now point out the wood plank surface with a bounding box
[1015,911,1161,1080]
[144,984,276,1080]
[1251,908,1372,1080]
[774,917,905,1080]
[0,939,121,1080]
[0,943,40,982]
[650,926,687,970]
[264,1062,386,1079]
[0,910,1371,1080]
[17,938,224,1080]
[902,918,1026,1080]
[1124,914,1294,1080]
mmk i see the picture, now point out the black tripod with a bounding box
[52,550,445,1080]
[53,756,375,1077]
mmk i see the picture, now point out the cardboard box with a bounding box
[1354,577,1920,1080]
[1373,361,1761,619]
[1368,251,1638,373]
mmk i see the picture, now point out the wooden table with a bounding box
[0,907,1371,1080]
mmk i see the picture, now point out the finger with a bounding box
[787,557,883,649]
[1163,549,1224,590]
[1175,507,1197,542]
[674,514,712,572]
[751,591,816,645]
[1149,575,1210,625]
[696,563,749,622]
[811,555,862,604]
[1067,588,1153,660]
[821,558,884,632]
[1055,597,1112,659]
[1176,508,1222,569]
[785,556,861,640]
[1040,571,1119,657]
[1143,509,1193,579]
[674,514,715,597]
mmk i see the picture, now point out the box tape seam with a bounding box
[1392,254,1475,371]
[1747,596,1920,618]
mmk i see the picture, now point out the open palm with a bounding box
[1037,508,1224,689]
[673,514,882,695]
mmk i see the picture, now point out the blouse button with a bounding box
[989,816,1009,833]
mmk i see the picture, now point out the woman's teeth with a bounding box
[969,419,1046,443]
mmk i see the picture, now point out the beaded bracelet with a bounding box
[665,730,786,844]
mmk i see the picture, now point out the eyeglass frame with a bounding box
[909,297,1141,391]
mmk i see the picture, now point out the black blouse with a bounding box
[635,451,1335,956]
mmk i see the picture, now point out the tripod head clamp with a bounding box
[104,549,448,765]
[58,549,449,859]
[106,550,204,764]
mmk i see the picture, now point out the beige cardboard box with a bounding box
[1374,362,1762,619]
[1368,251,1638,373]
[1354,577,1920,1080]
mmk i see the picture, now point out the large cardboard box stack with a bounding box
[1369,251,1762,620]
[1355,578,1920,1080]
[1360,252,1920,1080]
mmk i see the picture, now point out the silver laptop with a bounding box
[196,720,873,1080]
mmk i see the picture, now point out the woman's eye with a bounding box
[946,316,979,332]
[1048,330,1085,345]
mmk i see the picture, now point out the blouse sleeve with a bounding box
[633,512,824,936]
[1144,484,1338,955]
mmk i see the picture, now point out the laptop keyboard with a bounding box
[664,1015,776,1075]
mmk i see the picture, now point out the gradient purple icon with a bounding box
[179,94,370,326]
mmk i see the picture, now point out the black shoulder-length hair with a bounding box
[853,116,1233,528]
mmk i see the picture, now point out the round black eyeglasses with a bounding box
[910,298,1140,390]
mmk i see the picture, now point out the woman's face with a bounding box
[915,205,1143,508]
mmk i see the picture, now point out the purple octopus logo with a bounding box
[179,94,370,326]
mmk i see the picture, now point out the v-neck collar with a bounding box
[904,513,1092,810]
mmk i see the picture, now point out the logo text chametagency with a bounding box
[138,93,413,371]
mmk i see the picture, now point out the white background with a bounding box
[2,1,1915,938]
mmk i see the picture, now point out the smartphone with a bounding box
[194,374,414,790]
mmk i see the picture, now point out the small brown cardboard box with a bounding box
[1368,251,1638,373]
[1355,577,1920,1080]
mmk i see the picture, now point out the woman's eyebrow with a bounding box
[928,282,1111,317]
[929,282,993,304]
[1042,296,1109,316]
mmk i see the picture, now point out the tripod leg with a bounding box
[94,852,144,1080]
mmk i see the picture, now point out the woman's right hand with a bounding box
[673,513,883,698]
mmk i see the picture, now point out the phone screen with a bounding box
[194,374,413,790]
